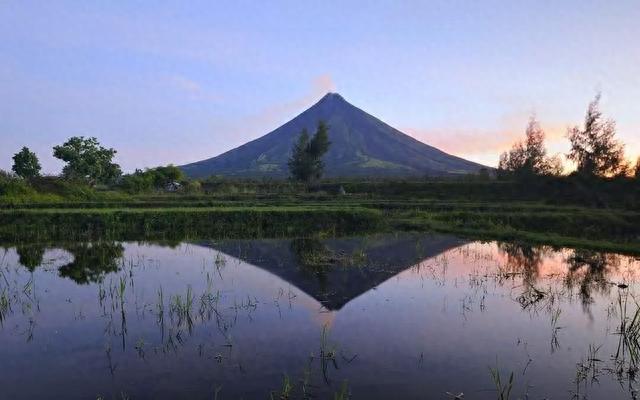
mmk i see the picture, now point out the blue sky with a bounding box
[1,1,639,173]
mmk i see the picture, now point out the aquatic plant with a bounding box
[270,374,293,400]
[334,380,350,400]
[0,288,10,324]
[574,344,603,392]
[170,285,194,329]
[489,366,514,400]
[550,307,562,352]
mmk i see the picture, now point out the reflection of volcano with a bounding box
[196,233,466,310]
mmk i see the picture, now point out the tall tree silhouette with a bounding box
[567,94,626,178]
[288,121,331,183]
[498,116,562,178]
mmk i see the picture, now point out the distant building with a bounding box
[165,181,182,192]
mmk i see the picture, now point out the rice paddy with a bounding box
[1,233,640,398]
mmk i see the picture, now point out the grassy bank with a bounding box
[2,178,639,254]
[395,208,640,254]
[1,202,638,254]
[3,176,640,208]
[0,206,383,242]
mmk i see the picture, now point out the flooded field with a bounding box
[1,233,639,399]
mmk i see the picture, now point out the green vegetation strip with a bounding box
[396,210,640,255]
[2,199,639,255]
[0,206,383,242]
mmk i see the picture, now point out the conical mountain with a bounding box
[181,93,485,178]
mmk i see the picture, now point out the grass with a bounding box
[1,178,639,254]
[0,206,383,242]
[0,288,10,325]
[398,209,640,255]
[489,366,514,400]
[1,201,639,254]
[615,292,640,370]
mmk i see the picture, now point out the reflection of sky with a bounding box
[1,240,639,398]
[1,1,639,173]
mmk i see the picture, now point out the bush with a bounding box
[118,165,187,194]
[29,176,95,199]
[0,170,34,197]
[182,180,202,194]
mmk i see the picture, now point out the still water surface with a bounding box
[1,233,639,399]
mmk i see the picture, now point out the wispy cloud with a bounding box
[249,74,335,124]
[220,74,335,137]
[170,75,202,95]
[172,75,337,165]
[167,75,221,102]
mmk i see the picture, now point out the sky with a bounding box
[1,0,639,173]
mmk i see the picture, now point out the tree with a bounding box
[567,94,626,178]
[12,146,41,179]
[151,165,185,188]
[545,155,565,177]
[53,136,121,185]
[119,169,155,193]
[498,116,561,178]
[288,121,331,183]
[635,157,640,179]
[308,121,330,180]
[119,165,187,193]
[288,129,313,182]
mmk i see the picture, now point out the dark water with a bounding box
[1,233,639,399]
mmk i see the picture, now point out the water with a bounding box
[1,233,639,399]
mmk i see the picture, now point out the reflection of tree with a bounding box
[142,239,182,249]
[499,243,550,310]
[564,250,620,307]
[498,242,546,282]
[58,242,124,284]
[497,243,623,312]
[290,238,332,290]
[290,238,336,270]
[16,244,46,272]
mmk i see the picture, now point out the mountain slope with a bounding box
[181,93,486,178]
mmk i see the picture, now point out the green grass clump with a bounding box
[0,206,383,242]
[1,176,639,254]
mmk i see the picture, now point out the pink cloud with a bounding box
[404,123,567,157]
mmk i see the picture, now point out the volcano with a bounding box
[181,93,485,178]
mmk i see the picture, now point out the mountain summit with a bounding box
[181,93,485,178]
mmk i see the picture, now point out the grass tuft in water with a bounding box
[489,365,514,400]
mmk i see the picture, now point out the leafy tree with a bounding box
[53,136,121,185]
[183,180,202,193]
[119,169,155,193]
[498,143,525,178]
[309,121,331,181]
[288,129,313,182]
[567,94,626,178]
[119,165,187,193]
[151,165,185,188]
[288,121,331,183]
[12,146,41,179]
[498,116,561,178]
